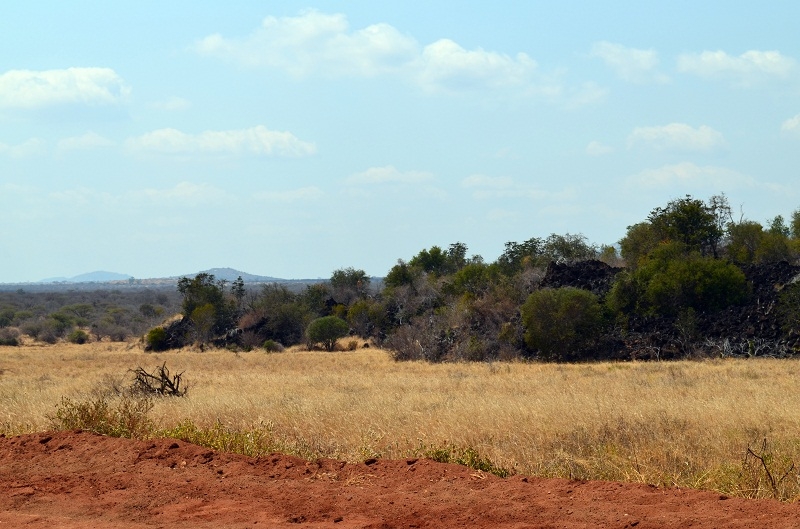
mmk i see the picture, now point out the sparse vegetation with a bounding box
[4,343,800,499]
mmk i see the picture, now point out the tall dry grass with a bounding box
[2,341,800,499]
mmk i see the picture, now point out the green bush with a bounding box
[262,339,284,352]
[521,287,603,361]
[145,326,169,352]
[0,328,19,346]
[306,316,349,351]
[608,247,748,318]
[67,329,89,344]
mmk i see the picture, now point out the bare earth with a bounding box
[2,431,799,528]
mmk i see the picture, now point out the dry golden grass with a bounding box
[2,340,800,498]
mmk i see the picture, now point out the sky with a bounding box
[2,1,799,282]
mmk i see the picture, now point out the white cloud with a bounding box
[414,39,538,93]
[781,113,800,132]
[0,138,44,157]
[195,10,417,77]
[196,10,548,96]
[132,182,227,205]
[627,162,763,190]
[149,96,191,111]
[460,174,573,201]
[126,125,316,157]
[253,187,324,203]
[677,50,796,86]
[586,141,613,156]
[0,67,130,108]
[57,131,114,152]
[589,41,668,83]
[628,123,725,152]
[461,174,514,188]
[346,166,433,185]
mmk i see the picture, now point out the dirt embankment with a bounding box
[2,431,799,528]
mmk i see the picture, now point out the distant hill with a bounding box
[39,271,133,283]
[182,267,283,283]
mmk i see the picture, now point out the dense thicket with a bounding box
[4,194,800,361]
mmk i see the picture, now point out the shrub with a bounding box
[262,339,284,352]
[145,327,169,352]
[306,316,349,351]
[0,327,20,346]
[67,329,89,344]
[521,287,603,361]
[48,394,155,438]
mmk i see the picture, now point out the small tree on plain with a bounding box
[306,316,349,351]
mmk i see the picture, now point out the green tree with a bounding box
[306,316,349,351]
[542,233,597,263]
[725,220,764,264]
[791,208,800,239]
[648,195,723,257]
[330,267,370,305]
[177,273,237,341]
[521,287,603,361]
[619,222,660,268]
[495,237,543,275]
[607,244,749,318]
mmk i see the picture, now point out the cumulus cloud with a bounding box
[677,50,796,86]
[346,165,433,185]
[0,67,130,108]
[126,125,316,157]
[57,131,114,152]
[196,10,417,77]
[0,138,44,157]
[253,186,324,203]
[628,123,725,152]
[414,39,538,93]
[589,41,668,83]
[460,173,571,201]
[627,162,762,190]
[781,113,800,132]
[196,10,546,95]
[586,141,613,156]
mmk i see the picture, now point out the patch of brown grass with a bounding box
[3,341,800,498]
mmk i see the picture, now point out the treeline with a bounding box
[143,194,800,361]
[0,288,180,346]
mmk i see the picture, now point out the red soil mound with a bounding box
[2,431,798,528]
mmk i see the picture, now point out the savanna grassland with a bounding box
[2,340,800,500]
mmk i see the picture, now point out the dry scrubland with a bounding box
[2,341,800,499]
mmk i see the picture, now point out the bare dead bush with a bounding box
[130,363,187,397]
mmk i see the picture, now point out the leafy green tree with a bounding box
[176,273,237,340]
[521,287,603,361]
[791,208,800,240]
[330,267,370,305]
[384,260,417,288]
[725,220,764,264]
[306,316,349,351]
[607,243,749,318]
[769,215,791,237]
[648,195,723,257]
[495,237,543,275]
[619,222,660,268]
[542,233,597,262]
[409,246,450,276]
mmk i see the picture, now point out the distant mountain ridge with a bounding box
[35,267,287,285]
[183,267,282,283]
[39,271,134,283]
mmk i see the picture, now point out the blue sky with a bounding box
[2,2,799,282]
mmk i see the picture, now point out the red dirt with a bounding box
[2,431,799,528]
